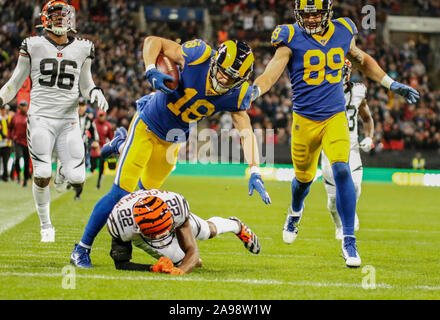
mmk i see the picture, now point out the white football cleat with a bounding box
[341,236,361,268]
[54,161,67,193]
[41,225,55,242]
[283,205,304,244]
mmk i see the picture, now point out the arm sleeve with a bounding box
[79,58,96,99]
[0,55,31,104]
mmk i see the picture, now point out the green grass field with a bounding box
[0,173,439,300]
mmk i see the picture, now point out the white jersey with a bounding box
[20,35,95,120]
[107,189,191,264]
[345,82,367,149]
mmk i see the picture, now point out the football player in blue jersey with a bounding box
[70,36,271,268]
[252,0,420,268]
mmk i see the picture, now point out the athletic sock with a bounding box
[80,183,129,247]
[332,162,357,236]
[291,178,312,212]
[207,217,241,235]
[32,181,51,228]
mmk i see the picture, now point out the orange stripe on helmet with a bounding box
[133,196,173,239]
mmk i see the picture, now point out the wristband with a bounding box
[145,64,156,73]
[380,75,394,89]
[249,166,261,175]
[89,86,104,96]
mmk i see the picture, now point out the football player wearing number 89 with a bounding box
[0,0,108,242]
[70,36,270,268]
[252,0,419,268]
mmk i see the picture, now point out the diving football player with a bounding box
[71,37,270,268]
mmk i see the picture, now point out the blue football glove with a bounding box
[145,68,175,94]
[249,172,271,205]
[390,81,420,104]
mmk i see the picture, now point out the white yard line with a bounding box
[0,270,439,291]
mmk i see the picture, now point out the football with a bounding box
[156,54,179,90]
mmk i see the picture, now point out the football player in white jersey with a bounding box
[321,59,374,240]
[0,0,108,242]
[104,188,261,274]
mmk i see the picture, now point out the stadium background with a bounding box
[1,0,440,171]
[1,0,440,302]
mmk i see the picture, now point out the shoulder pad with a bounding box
[181,39,213,66]
[237,82,252,111]
[335,17,358,36]
[271,24,295,48]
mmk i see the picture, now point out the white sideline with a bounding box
[0,271,440,291]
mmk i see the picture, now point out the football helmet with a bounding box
[40,0,77,35]
[133,196,174,240]
[293,0,333,35]
[342,58,352,85]
[209,40,254,94]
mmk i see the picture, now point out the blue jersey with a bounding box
[271,18,358,121]
[138,39,253,143]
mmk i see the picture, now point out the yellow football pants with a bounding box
[115,113,181,192]
[291,111,350,183]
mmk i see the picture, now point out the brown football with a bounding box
[155,54,179,90]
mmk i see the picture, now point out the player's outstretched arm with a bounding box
[143,36,185,94]
[231,111,271,205]
[358,99,375,152]
[347,38,420,104]
[252,46,292,100]
[175,220,201,274]
[0,55,30,107]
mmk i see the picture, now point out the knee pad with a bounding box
[332,162,351,182]
[66,166,86,185]
[33,162,52,179]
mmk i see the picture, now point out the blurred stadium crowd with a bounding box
[1,0,439,165]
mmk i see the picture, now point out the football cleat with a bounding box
[100,127,127,158]
[230,217,261,254]
[70,243,93,268]
[54,160,67,193]
[341,236,361,268]
[40,225,55,242]
[283,205,304,244]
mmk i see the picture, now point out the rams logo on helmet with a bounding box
[209,40,254,94]
[293,0,333,35]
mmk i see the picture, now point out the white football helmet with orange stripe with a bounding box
[39,0,77,36]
